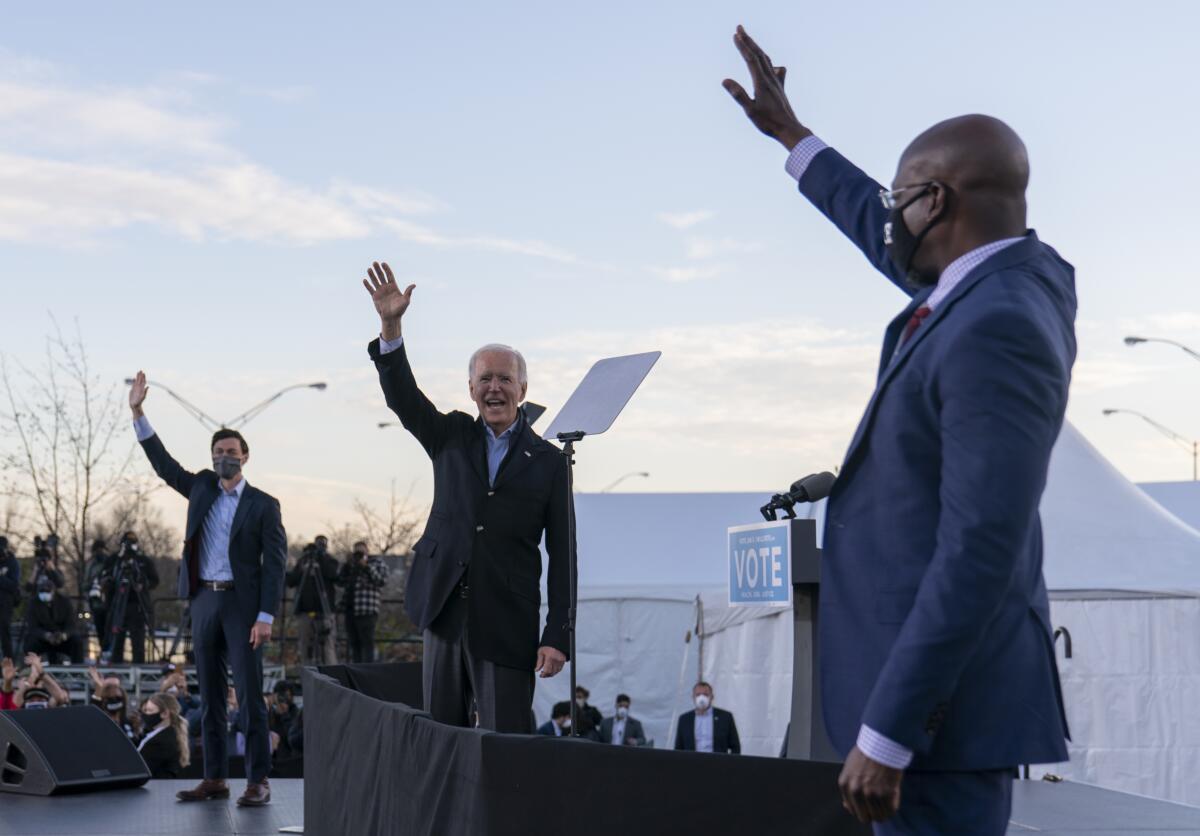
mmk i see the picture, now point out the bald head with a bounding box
[898,115,1028,199]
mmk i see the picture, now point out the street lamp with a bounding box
[600,471,650,492]
[123,378,327,430]
[1102,408,1197,481]
[1123,335,1200,362]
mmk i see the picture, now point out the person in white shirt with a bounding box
[600,694,647,746]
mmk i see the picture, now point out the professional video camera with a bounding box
[101,533,155,663]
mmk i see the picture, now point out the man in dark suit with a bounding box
[360,261,571,733]
[537,701,572,737]
[600,693,647,746]
[675,682,740,754]
[724,27,1073,834]
[129,371,287,807]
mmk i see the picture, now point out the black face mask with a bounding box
[884,184,942,287]
[141,711,162,728]
[104,700,125,713]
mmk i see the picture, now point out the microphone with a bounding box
[760,471,836,521]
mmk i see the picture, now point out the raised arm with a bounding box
[128,371,198,498]
[361,261,458,457]
[722,26,910,294]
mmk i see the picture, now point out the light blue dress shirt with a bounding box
[694,710,715,753]
[133,415,273,626]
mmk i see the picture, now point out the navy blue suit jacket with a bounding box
[799,147,1073,771]
[139,432,288,627]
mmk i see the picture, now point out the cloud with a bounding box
[656,210,714,230]
[0,64,578,258]
[1119,311,1200,336]
[648,264,724,283]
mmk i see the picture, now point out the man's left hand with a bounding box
[838,745,903,824]
[535,646,566,678]
[249,621,272,650]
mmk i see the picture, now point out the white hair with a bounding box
[469,343,527,384]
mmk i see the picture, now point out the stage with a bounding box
[4,777,1200,835]
[0,779,304,836]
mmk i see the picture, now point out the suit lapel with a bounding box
[469,421,490,487]
[840,236,1041,479]
[230,486,255,540]
[187,477,220,538]
[492,426,542,489]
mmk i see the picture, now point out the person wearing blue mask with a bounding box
[26,577,83,664]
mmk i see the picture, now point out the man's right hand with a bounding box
[362,261,415,343]
[129,370,149,418]
[722,25,812,150]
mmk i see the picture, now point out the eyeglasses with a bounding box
[878,182,934,210]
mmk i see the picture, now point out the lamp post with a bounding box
[600,471,650,492]
[1123,336,1200,363]
[123,378,327,430]
[1102,408,1197,481]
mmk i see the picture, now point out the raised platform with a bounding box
[0,779,304,836]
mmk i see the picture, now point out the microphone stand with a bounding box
[557,431,585,737]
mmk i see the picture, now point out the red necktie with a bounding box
[899,305,932,347]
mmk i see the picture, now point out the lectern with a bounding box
[727,516,838,761]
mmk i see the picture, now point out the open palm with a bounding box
[362,261,415,322]
[129,370,149,409]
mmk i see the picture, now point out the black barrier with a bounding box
[303,664,867,836]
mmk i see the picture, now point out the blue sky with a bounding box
[2,1,1197,539]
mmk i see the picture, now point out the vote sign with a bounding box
[728,520,792,607]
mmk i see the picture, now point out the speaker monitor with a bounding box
[0,705,150,796]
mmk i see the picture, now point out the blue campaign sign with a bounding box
[727,520,792,607]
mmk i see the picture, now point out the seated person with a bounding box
[138,693,190,779]
[536,701,572,737]
[600,693,647,746]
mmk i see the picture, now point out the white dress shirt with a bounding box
[694,710,714,753]
[611,717,627,745]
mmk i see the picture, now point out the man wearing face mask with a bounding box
[26,577,84,663]
[536,701,573,737]
[600,694,647,747]
[128,371,287,807]
[360,261,572,734]
[675,682,740,754]
[724,27,1073,835]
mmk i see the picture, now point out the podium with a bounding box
[727,517,838,761]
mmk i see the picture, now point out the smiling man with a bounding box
[360,261,571,733]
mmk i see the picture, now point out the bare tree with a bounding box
[350,481,422,556]
[0,319,135,594]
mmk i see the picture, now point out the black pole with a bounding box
[558,431,584,738]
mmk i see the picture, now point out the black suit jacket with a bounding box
[370,340,572,670]
[138,727,182,779]
[674,708,740,754]
[139,432,287,626]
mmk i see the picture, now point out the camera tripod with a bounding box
[296,555,337,665]
[103,555,155,664]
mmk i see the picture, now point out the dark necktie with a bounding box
[899,305,932,347]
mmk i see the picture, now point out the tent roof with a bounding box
[560,423,1200,596]
[1138,481,1200,534]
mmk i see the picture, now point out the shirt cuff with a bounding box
[784,135,829,182]
[857,725,914,770]
[378,334,404,355]
[132,415,155,442]
[255,612,274,625]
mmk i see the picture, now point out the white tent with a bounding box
[1139,480,1200,533]
[535,423,1200,803]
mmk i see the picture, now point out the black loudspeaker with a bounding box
[0,705,150,795]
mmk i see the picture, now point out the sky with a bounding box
[1,1,1197,542]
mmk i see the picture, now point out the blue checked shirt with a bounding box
[133,415,273,625]
[785,136,1022,770]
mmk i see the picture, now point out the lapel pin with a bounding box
[524,450,532,457]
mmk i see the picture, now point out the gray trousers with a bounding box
[191,588,271,783]
[296,612,337,666]
[422,589,534,734]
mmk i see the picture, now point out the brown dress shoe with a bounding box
[237,778,271,807]
[176,778,230,802]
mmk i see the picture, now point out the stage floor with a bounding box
[2,777,1199,835]
[0,779,304,836]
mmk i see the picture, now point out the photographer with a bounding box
[84,538,113,643]
[285,536,339,666]
[26,577,84,664]
[25,534,65,593]
[103,531,159,664]
[337,541,388,663]
[0,537,19,660]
